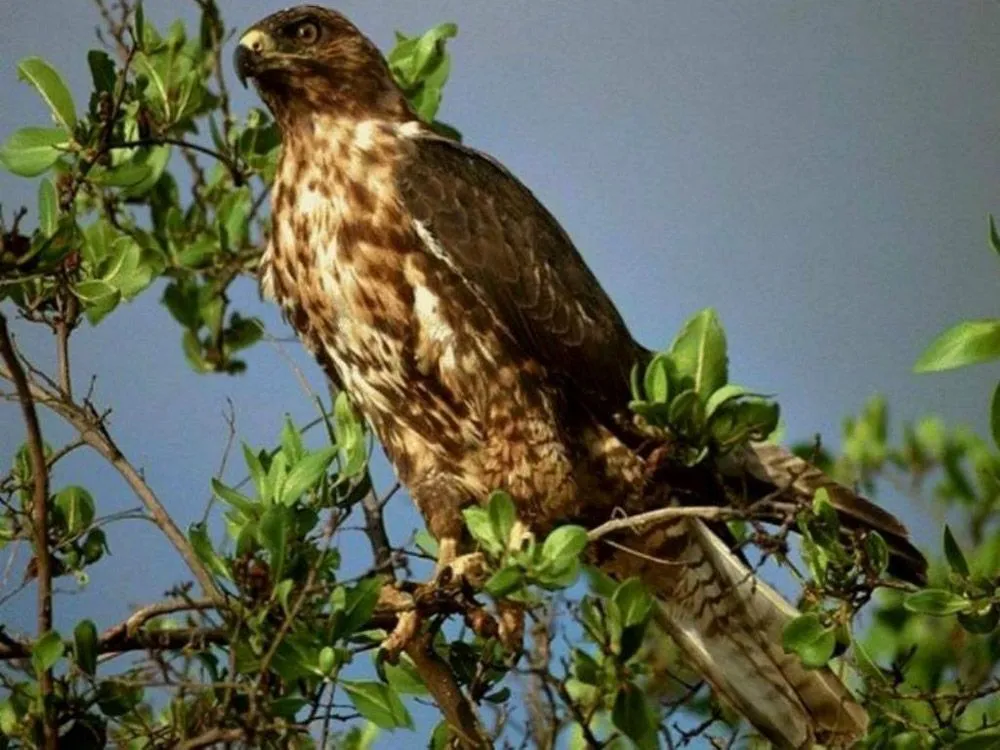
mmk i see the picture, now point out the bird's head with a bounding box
[234,5,410,126]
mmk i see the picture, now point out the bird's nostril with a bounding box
[251,40,263,53]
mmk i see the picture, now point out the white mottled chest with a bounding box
[260,117,466,412]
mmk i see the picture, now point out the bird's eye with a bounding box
[294,21,319,44]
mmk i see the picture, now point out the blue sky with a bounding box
[1,0,999,744]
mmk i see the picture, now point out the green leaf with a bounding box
[341,722,381,750]
[952,732,1000,750]
[904,588,971,616]
[487,490,516,550]
[73,279,120,322]
[612,578,653,628]
[318,646,336,676]
[989,213,1000,259]
[463,506,502,556]
[73,619,98,677]
[0,126,69,176]
[782,613,836,669]
[668,388,705,438]
[864,531,889,576]
[32,630,64,674]
[851,639,888,684]
[571,648,601,685]
[37,178,58,237]
[414,529,438,557]
[101,236,153,299]
[541,525,588,567]
[611,685,656,750]
[280,446,337,506]
[17,57,76,131]
[188,523,232,580]
[943,525,970,577]
[274,578,294,614]
[642,353,672,404]
[382,655,429,696]
[704,383,749,419]
[257,505,291,581]
[75,281,121,325]
[341,680,414,730]
[914,319,1000,372]
[708,396,780,450]
[87,50,116,94]
[225,315,264,352]
[334,577,381,640]
[810,488,840,543]
[669,307,728,398]
[220,186,252,249]
[94,145,170,198]
[236,447,261,490]
[334,392,367,478]
[96,680,142,717]
[411,23,458,80]
[629,362,644,401]
[81,528,109,564]
[0,699,18,736]
[162,280,201,330]
[54,486,96,535]
[134,1,146,49]
[535,558,581,590]
[485,565,525,598]
[210,478,256,515]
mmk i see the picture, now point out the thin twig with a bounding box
[0,314,56,750]
[54,295,77,399]
[0,363,224,603]
[587,501,799,542]
[109,138,243,184]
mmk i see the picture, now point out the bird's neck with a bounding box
[263,76,414,135]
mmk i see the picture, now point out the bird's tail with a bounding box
[600,517,868,749]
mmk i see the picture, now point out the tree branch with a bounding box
[0,314,56,750]
[0,625,227,661]
[109,138,244,185]
[405,632,492,749]
[586,501,800,542]
[0,363,224,603]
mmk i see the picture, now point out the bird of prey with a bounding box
[235,7,926,747]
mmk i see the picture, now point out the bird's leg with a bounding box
[382,481,486,661]
[433,536,487,588]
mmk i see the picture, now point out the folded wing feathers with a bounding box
[652,519,869,748]
[732,443,927,584]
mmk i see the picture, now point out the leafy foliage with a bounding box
[629,308,780,464]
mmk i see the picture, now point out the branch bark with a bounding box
[0,625,227,661]
[0,314,56,750]
[405,632,492,749]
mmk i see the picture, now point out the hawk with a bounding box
[235,7,925,747]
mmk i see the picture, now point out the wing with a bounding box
[397,134,647,419]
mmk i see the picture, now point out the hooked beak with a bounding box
[234,28,275,88]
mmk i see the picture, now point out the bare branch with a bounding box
[406,631,493,749]
[587,501,800,542]
[0,314,56,750]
